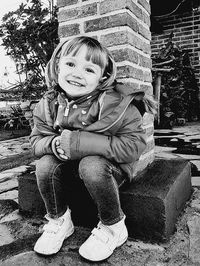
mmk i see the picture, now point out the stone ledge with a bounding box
[18,158,192,242]
[120,158,192,241]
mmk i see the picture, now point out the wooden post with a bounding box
[154,73,162,125]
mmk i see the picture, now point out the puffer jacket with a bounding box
[30,82,147,181]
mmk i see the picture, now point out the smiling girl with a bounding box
[30,36,156,261]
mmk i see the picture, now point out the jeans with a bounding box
[36,155,126,225]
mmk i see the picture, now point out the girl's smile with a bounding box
[58,45,102,98]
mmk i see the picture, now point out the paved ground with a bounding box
[154,122,200,186]
[0,122,200,265]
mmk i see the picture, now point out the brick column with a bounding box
[57,0,154,177]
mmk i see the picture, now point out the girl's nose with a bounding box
[72,67,83,79]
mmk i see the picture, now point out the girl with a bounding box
[30,36,155,261]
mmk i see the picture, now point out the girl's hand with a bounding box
[52,136,69,160]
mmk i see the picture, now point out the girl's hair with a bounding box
[45,36,117,90]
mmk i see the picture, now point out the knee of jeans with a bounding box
[36,155,58,182]
[79,156,109,183]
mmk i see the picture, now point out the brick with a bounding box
[100,30,151,54]
[143,70,152,82]
[100,30,128,47]
[117,65,144,81]
[118,81,140,92]
[176,31,193,36]
[58,3,97,22]
[111,48,139,64]
[138,0,151,14]
[58,23,80,38]
[100,0,142,21]
[57,0,78,8]
[142,10,151,26]
[138,54,152,68]
[84,13,138,33]
[181,26,196,32]
[138,23,151,40]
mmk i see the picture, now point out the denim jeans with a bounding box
[35,155,126,225]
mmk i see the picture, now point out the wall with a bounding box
[57,0,155,177]
[151,8,200,88]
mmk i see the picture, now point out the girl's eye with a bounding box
[66,62,75,67]
[85,68,95,73]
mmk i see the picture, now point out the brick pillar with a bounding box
[57,0,154,178]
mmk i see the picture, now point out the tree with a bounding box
[0,0,59,100]
[152,34,200,129]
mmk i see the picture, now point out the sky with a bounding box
[0,0,25,82]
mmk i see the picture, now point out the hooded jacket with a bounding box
[30,82,149,181]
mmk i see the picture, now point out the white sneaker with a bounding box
[34,208,74,255]
[79,216,128,261]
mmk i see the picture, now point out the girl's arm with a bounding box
[29,99,58,158]
[59,104,146,164]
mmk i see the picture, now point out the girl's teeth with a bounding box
[69,81,82,86]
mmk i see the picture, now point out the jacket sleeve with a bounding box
[29,98,58,158]
[60,104,147,164]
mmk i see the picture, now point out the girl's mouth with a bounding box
[67,80,84,87]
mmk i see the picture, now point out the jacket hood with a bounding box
[114,82,157,116]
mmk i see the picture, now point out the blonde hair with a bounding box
[45,36,116,90]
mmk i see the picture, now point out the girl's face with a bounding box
[58,45,103,98]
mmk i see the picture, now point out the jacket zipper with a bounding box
[64,105,69,116]
[64,99,74,117]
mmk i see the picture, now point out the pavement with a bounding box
[0,122,200,265]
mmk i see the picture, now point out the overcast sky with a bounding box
[0,0,24,74]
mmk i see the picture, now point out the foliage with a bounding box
[0,0,59,100]
[152,35,200,129]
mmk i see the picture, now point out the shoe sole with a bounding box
[34,226,75,255]
[117,235,128,247]
[79,234,128,262]
[65,226,75,239]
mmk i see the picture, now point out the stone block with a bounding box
[18,159,192,242]
[0,224,15,246]
[120,158,192,241]
[18,169,46,216]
